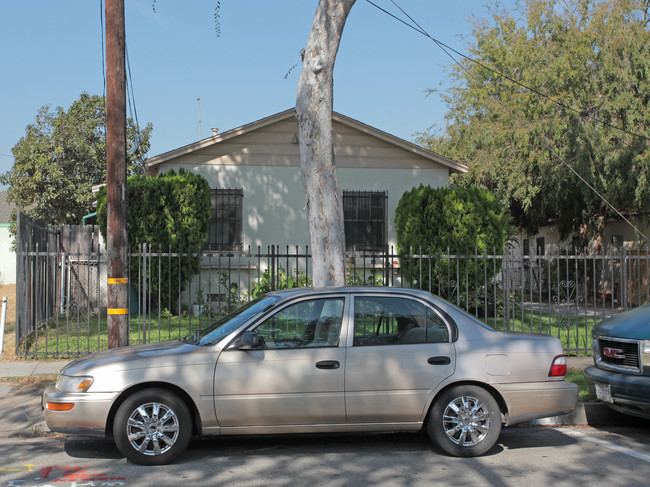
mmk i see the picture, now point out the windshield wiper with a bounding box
[181,330,201,345]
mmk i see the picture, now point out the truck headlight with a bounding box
[56,375,94,393]
[642,340,650,368]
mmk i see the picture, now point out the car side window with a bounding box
[253,298,345,349]
[353,296,448,346]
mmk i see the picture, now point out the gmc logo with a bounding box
[603,347,625,359]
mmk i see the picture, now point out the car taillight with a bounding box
[549,355,567,377]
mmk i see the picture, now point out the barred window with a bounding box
[343,190,387,251]
[207,189,243,251]
[536,237,545,256]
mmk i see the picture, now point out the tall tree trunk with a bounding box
[296,0,355,287]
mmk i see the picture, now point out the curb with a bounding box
[532,401,639,427]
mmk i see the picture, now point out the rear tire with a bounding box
[113,388,192,465]
[427,385,501,457]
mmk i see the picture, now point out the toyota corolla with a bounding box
[44,287,578,465]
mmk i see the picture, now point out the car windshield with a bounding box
[182,295,281,346]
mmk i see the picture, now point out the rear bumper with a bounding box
[42,384,117,437]
[585,366,650,419]
[495,381,579,425]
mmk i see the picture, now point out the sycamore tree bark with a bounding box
[296,0,355,287]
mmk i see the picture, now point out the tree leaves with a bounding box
[1,93,152,225]
[423,0,650,241]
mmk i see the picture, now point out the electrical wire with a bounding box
[367,0,649,241]
[125,39,140,129]
[370,0,650,144]
[125,38,143,156]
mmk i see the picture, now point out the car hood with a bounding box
[61,340,215,376]
[592,304,650,340]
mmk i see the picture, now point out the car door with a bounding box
[214,295,348,428]
[345,294,456,423]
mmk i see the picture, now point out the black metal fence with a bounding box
[15,216,650,357]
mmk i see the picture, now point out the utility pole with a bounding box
[106,0,129,348]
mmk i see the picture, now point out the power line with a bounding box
[367,0,650,144]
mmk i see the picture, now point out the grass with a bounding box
[17,311,213,358]
[16,305,595,358]
[484,308,596,352]
[566,367,595,402]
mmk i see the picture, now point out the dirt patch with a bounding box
[0,284,16,322]
[0,375,57,391]
[0,284,17,360]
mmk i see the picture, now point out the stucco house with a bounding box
[145,108,466,253]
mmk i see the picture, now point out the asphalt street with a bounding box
[2,356,649,487]
[0,427,649,487]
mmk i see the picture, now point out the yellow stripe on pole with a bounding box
[108,278,128,284]
[107,308,128,315]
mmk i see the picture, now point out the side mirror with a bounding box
[239,331,260,349]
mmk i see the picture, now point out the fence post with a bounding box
[622,246,627,311]
[270,245,276,291]
[504,247,511,331]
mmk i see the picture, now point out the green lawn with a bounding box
[21,306,595,358]
[21,312,213,358]
[566,367,595,402]
[484,309,595,352]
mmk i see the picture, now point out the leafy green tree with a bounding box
[97,169,211,312]
[420,0,650,242]
[395,185,509,296]
[1,92,151,225]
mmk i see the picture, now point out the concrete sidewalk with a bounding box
[0,360,69,378]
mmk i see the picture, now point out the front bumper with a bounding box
[42,384,118,437]
[584,366,650,419]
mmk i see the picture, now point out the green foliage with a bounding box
[1,92,151,225]
[420,0,650,241]
[345,258,384,286]
[395,184,509,296]
[97,169,211,311]
[249,268,311,299]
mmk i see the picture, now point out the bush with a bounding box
[395,185,509,298]
[97,169,211,312]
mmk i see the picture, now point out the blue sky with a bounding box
[0,0,518,184]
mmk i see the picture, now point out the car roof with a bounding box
[266,286,437,301]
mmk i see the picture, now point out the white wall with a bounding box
[0,225,15,284]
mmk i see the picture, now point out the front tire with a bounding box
[427,385,501,457]
[113,388,192,465]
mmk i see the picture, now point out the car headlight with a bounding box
[56,375,94,393]
[642,340,650,367]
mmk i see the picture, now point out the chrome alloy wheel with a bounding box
[442,395,490,446]
[126,401,180,456]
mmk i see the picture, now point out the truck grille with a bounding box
[596,337,641,373]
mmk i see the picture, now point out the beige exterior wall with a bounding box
[153,117,453,250]
[515,216,650,256]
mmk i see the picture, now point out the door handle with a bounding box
[427,356,451,365]
[316,360,340,370]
